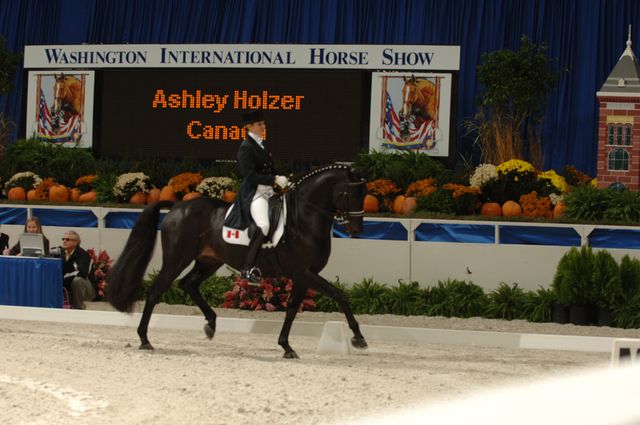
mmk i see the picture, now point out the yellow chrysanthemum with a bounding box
[590,178,598,188]
[538,170,570,193]
[496,159,535,174]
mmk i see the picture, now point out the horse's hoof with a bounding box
[204,323,216,340]
[139,342,155,350]
[351,336,368,350]
[283,351,300,359]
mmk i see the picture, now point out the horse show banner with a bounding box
[23,44,459,160]
[25,71,95,148]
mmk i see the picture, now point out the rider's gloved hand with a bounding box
[274,175,289,188]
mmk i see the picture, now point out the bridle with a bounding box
[289,179,366,227]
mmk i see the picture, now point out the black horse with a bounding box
[107,164,369,358]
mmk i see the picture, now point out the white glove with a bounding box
[274,175,289,188]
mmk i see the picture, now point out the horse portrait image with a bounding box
[52,74,84,130]
[108,165,369,359]
[399,75,439,140]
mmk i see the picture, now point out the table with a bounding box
[0,256,63,308]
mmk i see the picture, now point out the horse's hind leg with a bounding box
[303,270,368,349]
[137,264,182,350]
[179,260,223,340]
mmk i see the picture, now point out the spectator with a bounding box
[2,216,50,256]
[60,230,95,309]
[0,226,8,252]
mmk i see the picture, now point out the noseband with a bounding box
[333,182,365,225]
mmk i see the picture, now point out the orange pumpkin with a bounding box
[49,184,69,202]
[129,192,147,205]
[159,185,177,201]
[401,196,417,214]
[182,192,202,201]
[553,201,567,219]
[7,187,26,201]
[146,188,161,204]
[363,194,379,213]
[78,191,97,202]
[222,190,237,203]
[27,189,40,201]
[70,188,81,202]
[393,195,407,214]
[480,202,502,217]
[502,200,522,217]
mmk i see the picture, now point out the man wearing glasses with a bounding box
[61,230,94,309]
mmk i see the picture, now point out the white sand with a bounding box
[1,302,637,425]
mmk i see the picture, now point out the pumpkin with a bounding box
[27,189,40,201]
[48,184,69,202]
[182,191,201,201]
[7,187,26,201]
[70,188,81,202]
[129,192,147,205]
[222,190,237,203]
[146,188,161,204]
[502,200,522,217]
[401,196,417,214]
[553,201,567,219]
[159,185,177,201]
[78,191,97,202]
[480,202,502,217]
[393,195,407,214]
[363,194,379,213]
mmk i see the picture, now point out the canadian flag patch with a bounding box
[226,230,240,239]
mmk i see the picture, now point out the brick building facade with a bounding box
[597,28,640,190]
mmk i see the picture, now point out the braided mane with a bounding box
[292,164,351,188]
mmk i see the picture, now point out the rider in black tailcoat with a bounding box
[224,110,288,282]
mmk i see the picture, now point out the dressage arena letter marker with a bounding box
[152,89,229,113]
[233,90,304,110]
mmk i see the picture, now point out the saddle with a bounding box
[222,194,286,248]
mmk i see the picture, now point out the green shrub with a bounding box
[416,188,454,214]
[385,281,426,315]
[551,246,595,305]
[603,190,640,223]
[486,282,527,320]
[427,279,488,318]
[353,151,449,189]
[523,286,555,322]
[563,186,610,221]
[140,271,235,306]
[592,250,621,310]
[314,280,350,312]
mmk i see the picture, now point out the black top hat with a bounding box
[242,110,265,125]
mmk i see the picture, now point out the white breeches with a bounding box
[251,184,273,236]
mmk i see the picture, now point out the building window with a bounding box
[625,125,632,145]
[608,125,614,145]
[617,125,623,145]
[607,123,634,146]
[608,148,629,171]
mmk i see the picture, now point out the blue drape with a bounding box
[2,0,640,174]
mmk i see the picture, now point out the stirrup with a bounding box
[240,267,262,285]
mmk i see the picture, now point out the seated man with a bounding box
[60,230,95,309]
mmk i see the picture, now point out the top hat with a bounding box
[242,110,265,125]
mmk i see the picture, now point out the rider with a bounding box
[236,110,288,282]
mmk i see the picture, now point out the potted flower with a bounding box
[168,172,203,200]
[196,176,238,202]
[113,172,151,203]
[367,178,401,212]
[73,174,98,202]
[87,248,113,300]
[4,171,42,201]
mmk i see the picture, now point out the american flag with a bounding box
[382,92,433,150]
[37,88,80,143]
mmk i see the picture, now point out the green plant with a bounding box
[348,278,389,314]
[353,151,449,189]
[427,279,488,318]
[314,279,349,312]
[486,282,527,320]
[613,291,640,329]
[592,250,622,310]
[602,190,640,223]
[551,246,595,306]
[618,255,640,301]
[416,188,455,214]
[523,286,555,322]
[386,281,426,315]
[563,186,611,222]
[94,174,118,203]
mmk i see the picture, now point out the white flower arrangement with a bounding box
[3,171,43,194]
[113,172,150,201]
[469,163,498,188]
[196,176,236,200]
[549,193,564,206]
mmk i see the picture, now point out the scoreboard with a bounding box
[98,69,368,161]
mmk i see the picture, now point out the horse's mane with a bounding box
[291,164,351,188]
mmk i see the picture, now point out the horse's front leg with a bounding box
[277,282,307,359]
[305,270,367,350]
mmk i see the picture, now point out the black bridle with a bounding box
[288,180,366,227]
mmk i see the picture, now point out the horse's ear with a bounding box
[411,74,416,83]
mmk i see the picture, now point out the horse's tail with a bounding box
[107,201,174,312]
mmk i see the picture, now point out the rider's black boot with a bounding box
[240,231,267,283]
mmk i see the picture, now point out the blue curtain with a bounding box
[2,0,639,174]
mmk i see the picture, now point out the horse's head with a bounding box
[401,75,418,120]
[332,167,367,235]
[53,74,68,113]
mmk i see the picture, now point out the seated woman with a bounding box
[2,216,50,256]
